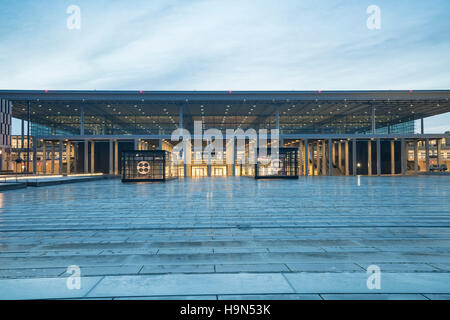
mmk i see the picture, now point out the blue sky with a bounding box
[1,0,449,133]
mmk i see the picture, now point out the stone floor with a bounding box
[0,176,449,300]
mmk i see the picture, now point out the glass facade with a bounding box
[121,150,177,182]
[254,148,299,179]
[9,95,432,137]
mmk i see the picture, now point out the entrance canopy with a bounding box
[2,90,450,136]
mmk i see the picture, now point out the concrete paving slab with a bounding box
[287,263,364,272]
[140,264,214,274]
[218,294,322,300]
[429,263,450,271]
[1,177,450,299]
[215,264,289,273]
[422,294,450,300]
[114,295,217,300]
[57,265,143,277]
[284,272,450,294]
[0,267,66,279]
[87,273,294,298]
[321,294,428,300]
[0,277,102,300]
[360,263,440,272]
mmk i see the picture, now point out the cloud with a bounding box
[2,0,450,132]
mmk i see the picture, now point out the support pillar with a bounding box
[42,141,47,175]
[80,104,85,136]
[401,138,406,176]
[345,140,349,176]
[59,139,63,175]
[437,139,442,166]
[328,139,333,176]
[322,140,326,175]
[51,141,55,174]
[425,139,430,172]
[275,105,280,130]
[109,139,113,175]
[207,155,211,177]
[32,138,37,174]
[371,105,376,134]
[338,141,342,172]
[391,140,395,175]
[114,140,119,175]
[376,139,381,176]
[66,142,71,175]
[90,141,95,173]
[21,119,25,150]
[305,139,309,176]
[316,141,321,175]
[332,141,336,166]
[84,139,89,174]
[179,105,183,129]
[0,148,4,171]
[368,140,372,176]
[414,140,419,173]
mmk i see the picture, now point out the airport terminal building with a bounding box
[1,90,449,178]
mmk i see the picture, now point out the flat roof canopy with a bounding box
[2,90,450,135]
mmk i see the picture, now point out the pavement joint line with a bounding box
[83,276,105,298]
[281,273,297,294]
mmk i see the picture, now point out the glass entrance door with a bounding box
[192,167,206,177]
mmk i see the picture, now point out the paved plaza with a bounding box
[0,176,450,300]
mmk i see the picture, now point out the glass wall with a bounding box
[255,148,298,179]
[121,150,178,182]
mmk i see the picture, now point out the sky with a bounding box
[1,0,449,134]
